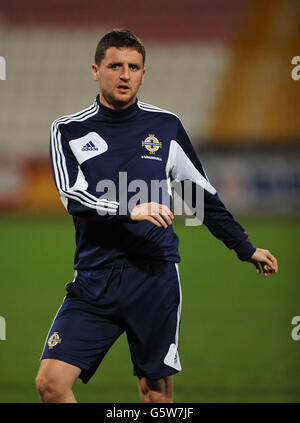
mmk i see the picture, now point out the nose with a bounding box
[120,65,130,81]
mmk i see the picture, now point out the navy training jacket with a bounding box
[50,95,256,269]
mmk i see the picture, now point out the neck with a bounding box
[96,94,138,122]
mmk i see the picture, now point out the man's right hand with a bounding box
[130,202,174,228]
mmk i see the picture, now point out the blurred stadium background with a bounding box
[0,0,299,403]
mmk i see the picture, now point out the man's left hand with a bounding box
[249,248,278,276]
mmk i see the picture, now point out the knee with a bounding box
[35,372,63,403]
[147,390,172,403]
[139,377,173,403]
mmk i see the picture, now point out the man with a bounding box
[35,29,278,403]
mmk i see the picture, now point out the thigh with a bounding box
[122,261,182,379]
[37,358,81,389]
[40,293,123,384]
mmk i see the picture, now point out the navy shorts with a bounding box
[40,259,182,383]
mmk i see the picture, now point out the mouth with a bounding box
[117,85,130,93]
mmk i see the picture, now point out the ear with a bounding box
[141,67,146,85]
[91,64,99,82]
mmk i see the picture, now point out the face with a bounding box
[91,46,145,110]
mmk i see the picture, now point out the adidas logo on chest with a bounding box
[69,132,108,164]
[81,141,98,151]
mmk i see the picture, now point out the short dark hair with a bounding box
[94,29,146,66]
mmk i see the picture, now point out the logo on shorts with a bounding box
[47,332,62,349]
[163,343,181,371]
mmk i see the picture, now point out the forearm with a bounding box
[203,191,256,261]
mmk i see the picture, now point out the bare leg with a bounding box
[137,375,173,403]
[35,359,81,403]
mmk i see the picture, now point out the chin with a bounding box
[101,92,136,110]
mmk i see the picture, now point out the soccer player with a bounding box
[35,29,278,403]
